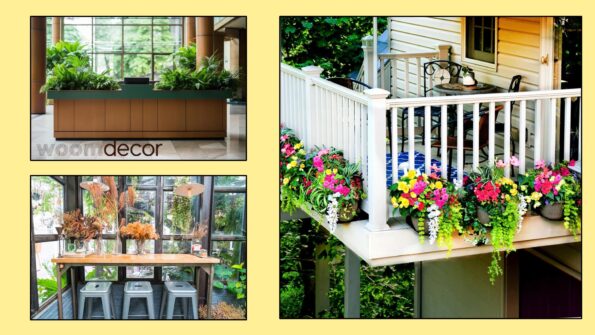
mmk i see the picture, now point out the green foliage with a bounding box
[486,201,519,284]
[85,266,118,281]
[281,17,387,78]
[155,55,238,91]
[170,177,192,234]
[173,43,197,70]
[213,263,247,300]
[46,41,90,72]
[37,262,68,304]
[280,285,304,318]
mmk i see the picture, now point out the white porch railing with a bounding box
[281,63,582,232]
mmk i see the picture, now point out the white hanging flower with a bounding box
[326,193,340,233]
[517,194,528,233]
[453,179,463,190]
[426,204,441,245]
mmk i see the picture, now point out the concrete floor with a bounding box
[31,103,246,160]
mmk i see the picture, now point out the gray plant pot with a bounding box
[540,202,563,220]
[407,215,423,232]
[338,201,359,223]
[477,207,490,225]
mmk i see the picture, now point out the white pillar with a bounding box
[364,88,390,232]
[361,35,374,87]
[302,65,323,148]
[344,248,361,318]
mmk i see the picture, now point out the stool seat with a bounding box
[81,282,112,294]
[122,281,155,320]
[124,281,153,294]
[160,282,198,319]
[164,281,197,294]
[78,282,114,319]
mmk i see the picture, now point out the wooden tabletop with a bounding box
[433,82,497,95]
[52,253,220,266]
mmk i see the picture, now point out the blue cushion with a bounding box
[386,151,459,186]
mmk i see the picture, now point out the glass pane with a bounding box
[212,241,246,303]
[213,193,246,236]
[123,54,151,78]
[163,176,199,187]
[474,27,482,51]
[154,55,173,81]
[154,17,182,25]
[126,176,156,186]
[123,17,152,24]
[215,176,246,188]
[163,191,198,235]
[126,190,156,225]
[153,25,182,53]
[46,18,52,48]
[484,27,493,53]
[123,25,152,52]
[94,25,122,52]
[94,53,122,79]
[126,240,155,278]
[94,17,122,24]
[35,241,67,305]
[162,240,194,281]
[85,240,118,281]
[64,17,92,24]
[32,177,64,235]
[63,25,92,48]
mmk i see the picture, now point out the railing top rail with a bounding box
[281,63,308,79]
[378,51,439,60]
[310,76,370,105]
[385,88,582,109]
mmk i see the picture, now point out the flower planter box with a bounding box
[48,84,233,139]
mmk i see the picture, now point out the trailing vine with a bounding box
[437,205,464,253]
[486,201,519,284]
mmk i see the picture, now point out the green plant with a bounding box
[280,285,304,318]
[37,262,68,304]
[170,177,193,234]
[173,43,197,70]
[46,40,90,72]
[280,128,308,213]
[154,54,238,91]
[213,263,246,300]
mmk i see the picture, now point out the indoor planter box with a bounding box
[47,84,233,139]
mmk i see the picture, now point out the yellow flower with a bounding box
[286,164,292,170]
[398,197,409,208]
[325,169,332,175]
[521,185,527,192]
[283,178,289,185]
[397,181,410,193]
[435,181,443,189]
[391,197,398,207]
[299,149,306,155]
[505,194,511,201]
[409,179,416,189]
[290,161,298,167]
[530,192,543,201]
[333,168,338,174]
[300,164,305,169]
[294,143,302,149]
[291,155,298,160]
[510,188,518,196]
[410,192,417,199]
[407,170,416,179]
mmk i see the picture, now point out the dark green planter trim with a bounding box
[47,84,233,100]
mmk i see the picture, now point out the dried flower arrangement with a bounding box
[62,209,101,241]
[119,221,160,241]
[199,302,246,320]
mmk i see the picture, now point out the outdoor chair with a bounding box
[159,281,198,320]
[78,281,115,319]
[122,281,155,319]
[400,60,463,152]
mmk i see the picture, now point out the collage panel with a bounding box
[30,175,247,320]
[279,16,582,319]
[31,16,246,161]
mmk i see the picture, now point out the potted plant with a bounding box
[461,65,477,86]
[463,157,528,284]
[389,167,464,251]
[119,222,160,255]
[279,127,308,213]
[518,160,581,237]
[62,209,101,255]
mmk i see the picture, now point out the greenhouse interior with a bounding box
[30,176,247,319]
[31,17,247,160]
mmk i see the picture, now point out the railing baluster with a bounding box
[441,105,448,178]
[380,56,385,90]
[457,104,464,182]
[351,100,357,162]
[488,101,495,166]
[504,101,511,177]
[548,98,557,162]
[472,102,480,171]
[331,93,337,148]
[391,107,399,184]
[534,99,542,165]
[408,106,415,169]
[519,100,527,174]
[405,60,410,98]
[563,97,571,161]
[416,58,421,97]
[424,105,431,173]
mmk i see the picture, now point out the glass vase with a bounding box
[95,235,104,255]
[135,240,146,255]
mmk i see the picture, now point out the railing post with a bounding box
[437,44,451,60]
[364,88,390,232]
[361,35,375,87]
[301,65,323,148]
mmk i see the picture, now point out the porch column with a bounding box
[301,65,323,148]
[314,244,330,314]
[361,35,374,87]
[213,31,225,68]
[344,248,361,318]
[31,17,46,115]
[437,44,451,60]
[184,17,196,46]
[196,17,214,66]
[52,16,62,44]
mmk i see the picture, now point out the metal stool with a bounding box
[159,281,198,319]
[78,282,115,319]
[122,281,155,319]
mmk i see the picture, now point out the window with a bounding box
[61,17,183,80]
[465,17,497,65]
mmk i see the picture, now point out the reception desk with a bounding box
[48,84,232,139]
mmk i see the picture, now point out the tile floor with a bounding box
[31,103,246,160]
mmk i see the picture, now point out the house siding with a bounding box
[389,16,543,161]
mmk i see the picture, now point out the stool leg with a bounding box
[159,288,167,319]
[122,295,130,319]
[147,295,155,320]
[102,295,111,320]
[78,295,85,320]
[110,294,116,319]
[87,298,94,319]
[182,298,188,319]
[191,295,198,320]
[166,295,176,320]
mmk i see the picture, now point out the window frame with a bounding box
[462,16,498,71]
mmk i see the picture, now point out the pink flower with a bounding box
[569,160,576,167]
[535,160,546,169]
[280,135,289,142]
[282,143,295,157]
[509,156,520,167]
[496,160,506,168]
[412,181,427,195]
[317,148,329,157]
[313,156,324,172]
[335,184,351,196]
[560,167,570,177]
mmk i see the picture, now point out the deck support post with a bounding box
[314,243,330,315]
[361,35,374,87]
[302,65,323,147]
[344,248,361,318]
[364,88,391,232]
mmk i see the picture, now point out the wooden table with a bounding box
[432,82,497,95]
[51,254,220,320]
